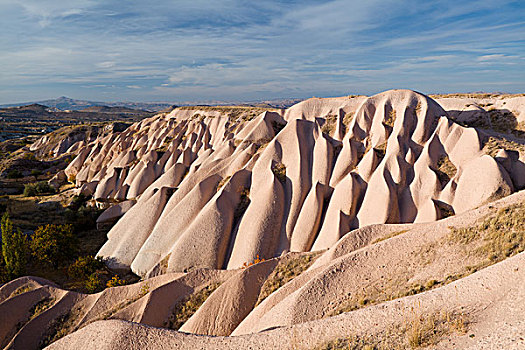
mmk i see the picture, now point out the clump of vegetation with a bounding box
[448,202,525,267]
[23,181,56,197]
[271,162,286,184]
[10,284,34,298]
[31,224,78,268]
[6,169,23,179]
[321,114,337,135]
[166,283,221,330]
[404,311,467,349]
[216,176,231,191]
[29,297,56,320]
[106,275,126,288]
[371,229,409,244]
[40,309,80,348]
[1,213,28,280]
[384,108,396,128]
[342,112,354,127]
[242,254,266,269]
[415,101,422,115]
[487,109,518,134]
[68,255,111,293]
[156,136,174,153]
[68,255,105,279]
[483,136,524,157]
[435,155,457,187]
[256,252,319,306]
[95,283,150,321]
[234,188,250,221]
[84,272,105,293]
[317,311,467,350]
[373,141,388,160]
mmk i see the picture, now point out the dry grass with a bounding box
[487,110,519,134]
[166,283,221,330]
[271,162,286,184]
[234,188,250,221]
[373,142,388,160]
[97,283,151,321]
[448,202,525,269]
[40,306,83,347]
[321,114,338,135]
[29,297,56,320]
[217,176,231,191]
[482,136,525,157]
[9,284,34,298]
[384,109,396,128]
[435,155,457,186]
[317,310,467,350]
[372,230,409,244]
[429,93,500,99]
[256,252,320,306]
[331,203,525,317]
[343,112,354,127]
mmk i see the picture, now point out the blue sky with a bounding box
[0,0,524,104]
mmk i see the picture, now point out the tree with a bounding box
[31,224,78,268]
[1,213,28,279]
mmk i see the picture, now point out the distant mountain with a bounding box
[0,97,174,112]
[0,97,305,112]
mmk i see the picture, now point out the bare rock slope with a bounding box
[2,90,525,349]
[60,90,524,276]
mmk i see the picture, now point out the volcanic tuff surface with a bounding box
[3,89,525,349]
[59,89,524,276]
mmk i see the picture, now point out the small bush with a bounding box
[31,224,78,268]
[23,181,56,197]
[85,272,104,293]
[242,254,265,269]
[6,170,23,179]
[271,162,286,184]
[68,255,105,279]
[106,275,126,288]
[22,152,36,160]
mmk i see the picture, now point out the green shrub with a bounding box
[85,272,104,293]
[31,224,78,268]
[22,152,36,160]
[23,181,56,197]
[1,213,28,279]
[6,170,22,179]
[68,255,105,279]
[31,169,42,177]
[64,206,101,231]
[106,275,126,288]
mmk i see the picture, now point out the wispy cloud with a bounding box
[0,0,523,103]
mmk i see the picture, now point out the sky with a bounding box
[0,0,524,104]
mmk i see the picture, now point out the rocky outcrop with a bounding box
[56,90,525,277]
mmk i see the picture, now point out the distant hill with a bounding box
[0,97,174,112]
[79,106,151,114]
[0,96,305,112]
